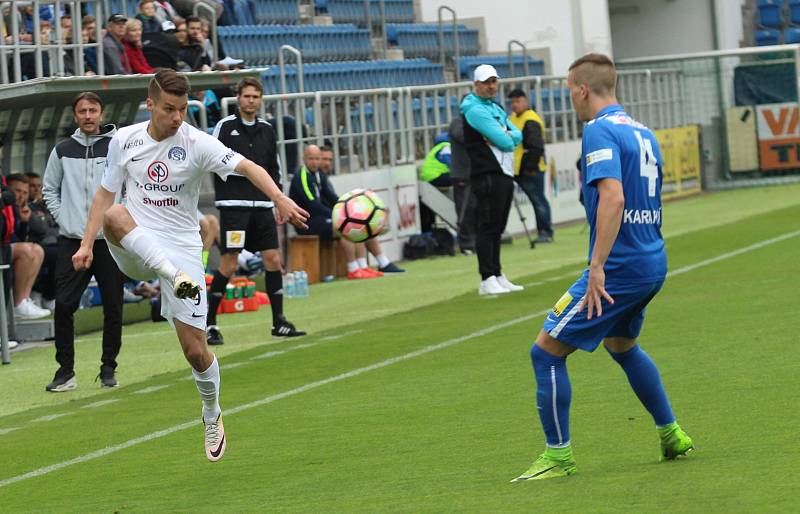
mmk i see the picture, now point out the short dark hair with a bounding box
[149,68,190,101]
[7,173,28,185]
[72,91,103,113]
[186,15,202,25]
[236,77,264,95]
[319,145,333,154]
[568,53,617,95]
[24,172,41,180]
[507,88,527,99]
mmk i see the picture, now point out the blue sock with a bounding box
[607,344,675,426]
[530,344,571,448]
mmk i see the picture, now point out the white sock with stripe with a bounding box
[192,356,221,424]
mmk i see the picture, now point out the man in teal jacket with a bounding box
[460,64,524,296]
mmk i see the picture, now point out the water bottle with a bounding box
[293,271,304,298]
[284,273,296,298]
[299,271,309,298]
[79,287,93,309]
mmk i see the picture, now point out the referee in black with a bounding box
[206,77,306,344]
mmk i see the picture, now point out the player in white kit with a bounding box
[72,70,308,462]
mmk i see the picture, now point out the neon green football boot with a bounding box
[659,422,694,461]
[511,447,577,482]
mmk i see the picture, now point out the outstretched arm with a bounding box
[235,158,309,229]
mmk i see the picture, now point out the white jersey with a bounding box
[102,121,244,235]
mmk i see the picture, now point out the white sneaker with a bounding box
[7,340,18,350]
[479,276,510,296]
[496,275,524,292]
[14,297,51,319]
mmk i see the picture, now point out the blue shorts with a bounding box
[542,270,664,352]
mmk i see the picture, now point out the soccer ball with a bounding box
[331,188,388,242]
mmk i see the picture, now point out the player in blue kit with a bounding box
[513,54,693,482]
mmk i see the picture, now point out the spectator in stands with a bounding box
[136,0,162,33]
[60,14,72,43]
[291,145,403,278]
[42,91,124,392]
[124,18,155,74]
[418,132,452,233]
[186,15,211,70]
[173,17,188,45]
[103,14,132,75]
[142,20,181,70]
[153,0,178,23]
[170,0,223,23]
[508,88,554,243]
[177,15,208,71]
[460,64,523,296]
[81,15,98,75]
[199,17,226,63]
[448,114,477,255]
[6,173,49,319]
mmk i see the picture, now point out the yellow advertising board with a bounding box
[654,125,702,198]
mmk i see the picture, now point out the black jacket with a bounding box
[289,167,339,220]
[212,114,281,208]
[519,120,545,175]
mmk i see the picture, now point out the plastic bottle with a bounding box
[284,273,295,298]
[293,271,303,298]
[298,271,309,298]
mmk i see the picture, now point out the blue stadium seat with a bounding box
[757,0,785,28]
[458,55,545,80]
[385,24,480,59]
[755,28,782,45]
[789,0,800,24]
[785,27,800,42]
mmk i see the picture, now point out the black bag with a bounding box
[431,228,455,256]
[403,234,436,260]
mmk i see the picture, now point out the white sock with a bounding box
[347,261,359,273]
[192,355,221,423]
[375,253,391,268]
[357,257,368,269]
[120,227,179,281]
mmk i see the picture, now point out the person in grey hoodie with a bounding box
[42,91,125,393]
[460,64,524,296]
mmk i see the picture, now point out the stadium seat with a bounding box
[385,24,480,59]
[458,55,545,80]
[757,0,785,28]
[755,28,782,45]
[789,0,800,24]
[785,27,800,43]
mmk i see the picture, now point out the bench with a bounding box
[288,235,348,284]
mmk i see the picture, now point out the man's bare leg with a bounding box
[12,242,44,305]
[175,319,226,461]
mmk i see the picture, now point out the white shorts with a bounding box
[108,230,207,330]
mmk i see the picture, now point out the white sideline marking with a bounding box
[0,427,21,436]
[319,329,364,342]
[251,350,287,360]
[220,362,246,370]
[2,229,797,489]
[522,270,581,288]
[132,385,170,395]
[82,400,119,410]
[31,413,72,423]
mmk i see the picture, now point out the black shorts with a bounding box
[296,216,334,240]
[218,207,278,253]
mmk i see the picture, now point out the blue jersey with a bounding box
[580,104,666,284]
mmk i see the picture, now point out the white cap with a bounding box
[161,20,176,31]
[473,64,499,82]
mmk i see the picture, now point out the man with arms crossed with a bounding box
[72,70,308,462]
[513,54,692,481]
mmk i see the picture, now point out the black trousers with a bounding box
[54,237,124,373]
[471,173,514,280]
[452,177,477,252]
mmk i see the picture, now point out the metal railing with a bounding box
[437,5,459,77]
[507,39,529,79]
[1,0,105,83]
[217,69,683,176]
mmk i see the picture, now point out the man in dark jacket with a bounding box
[42,92,125,392]
[205,77,305,344]
[103,14,131,74]
[447,115,477,254]
[460,64,523,296]
[289,145,399,280]
[509,88,554,243]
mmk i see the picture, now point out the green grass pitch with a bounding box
[1,184,799,513]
